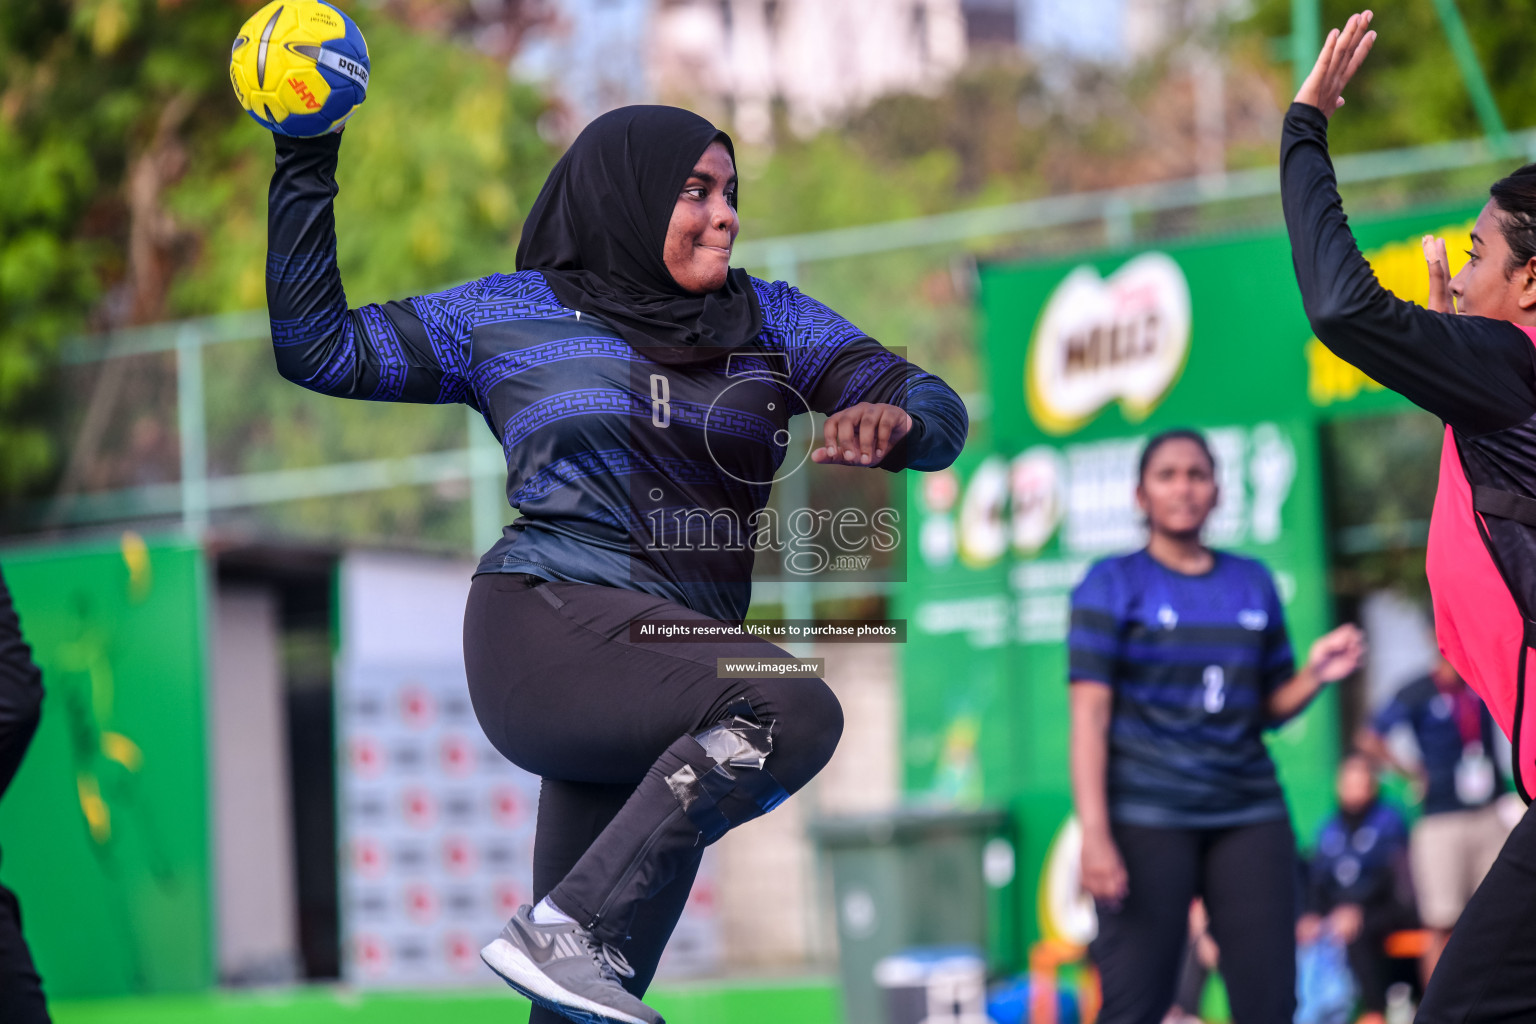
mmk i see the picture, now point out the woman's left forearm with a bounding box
[889,382,967,472]
[1266,665,1322,722]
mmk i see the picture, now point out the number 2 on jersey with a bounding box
[650,373,671,428]
[1202,665,1226,713]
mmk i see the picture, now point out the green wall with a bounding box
[0,536,213,997]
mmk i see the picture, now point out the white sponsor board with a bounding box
[336,551,722,986]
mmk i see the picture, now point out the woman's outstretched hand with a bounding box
[1293,10,1376,119]
[813,403,912,467]
[1423,234,1455,313]
[1307,623,1367,684]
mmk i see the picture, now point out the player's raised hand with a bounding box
[1423,235,1454,313]
[1307,623,1367,684]
[1294,10,1377,119]
[813,403,912,467]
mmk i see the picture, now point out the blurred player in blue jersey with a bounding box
[264,105,966,1024]
[1297,753,1416,1024]
[1068,429,1364,1024]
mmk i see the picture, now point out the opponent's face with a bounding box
[1136,439,1218,540]
[1450,201,1536,322]
[663,142,739,295]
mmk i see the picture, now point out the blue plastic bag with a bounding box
[1295,936,1357,1024]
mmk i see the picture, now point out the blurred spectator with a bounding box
[0,565,49,1022]
[1354,657,1511,978]
[1297,754,1416,1024]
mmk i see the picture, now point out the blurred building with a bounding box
[651,0,968,141]
[512,0,1222,140]
[517,0,968,140]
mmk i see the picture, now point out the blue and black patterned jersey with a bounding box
[266,133,967,622]
[1305,799,1409,913]
[1068,549,1296,828]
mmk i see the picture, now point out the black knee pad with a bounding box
[664,699,788,843]
[788,678,844,772]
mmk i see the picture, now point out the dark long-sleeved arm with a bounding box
[267,133,464,404]
[760,278,968,472]
[0,566,43,801]
[873,375,969,473]
[1281,103,1536,436]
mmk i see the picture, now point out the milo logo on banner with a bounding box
[1025,252,1192,435]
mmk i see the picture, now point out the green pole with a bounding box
[1291,0,1320,92]
[176,325,209,535]
[1429,0,1508,145]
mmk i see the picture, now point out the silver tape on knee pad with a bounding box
[692,715,773,770]
[664,762,736,841]
[663,701,786,840]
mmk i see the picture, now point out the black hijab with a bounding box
[515,105,762,367]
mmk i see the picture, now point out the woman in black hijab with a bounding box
[263,104,967,1024]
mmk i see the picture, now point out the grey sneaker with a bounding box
[480,905,663,1024]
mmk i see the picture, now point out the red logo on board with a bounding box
[441,735,474,776]
[399,685,435,728]
[355,934,388,974]
[490,787,525,827]
[350,737,383,777]
[446,932,480,972]
[353,838,386,877]
[402,788,436,829]
[443,836,476,875]
[494,882,527,916]
[405,884,439,923]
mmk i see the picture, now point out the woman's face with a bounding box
[1136,439,1218,540]
[663,141,739,295]
[1450,200,1536,322]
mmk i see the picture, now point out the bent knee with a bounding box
[767,678,843,791]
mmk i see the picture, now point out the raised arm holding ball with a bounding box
[1283,12,1536,1019]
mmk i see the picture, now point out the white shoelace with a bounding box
[588,938,636,981]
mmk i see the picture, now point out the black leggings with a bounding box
[1090,819,1297,1024]
[1416,799,1536,1022]
[462,573,843,1016]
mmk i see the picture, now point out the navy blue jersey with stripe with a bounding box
[1069,549,1296,828]
[265,133,967,622]
[1305,799,1409,913]
[1371,675,1504,815]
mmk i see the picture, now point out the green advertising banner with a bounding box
[902,200,1485,957]
[0,536,213,997]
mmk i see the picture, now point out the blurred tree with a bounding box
[0,1,556,538]
[731,49,1287,394]
[1244,0,1536,152]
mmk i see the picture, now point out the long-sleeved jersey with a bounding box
[1282,102,1536,800]
[266,133,968,622]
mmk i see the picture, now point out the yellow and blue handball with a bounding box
[230,1,369,137]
